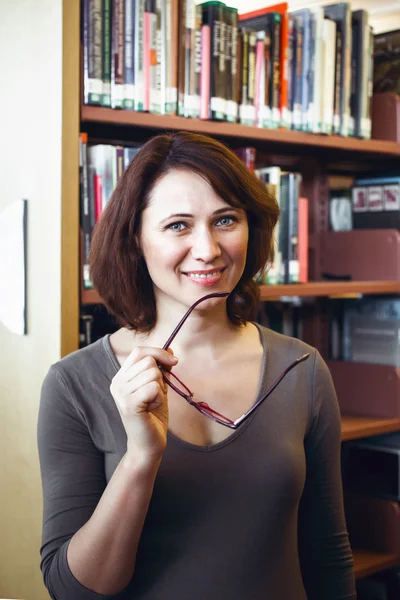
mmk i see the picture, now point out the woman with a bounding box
[38,132,356,600]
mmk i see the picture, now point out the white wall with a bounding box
[0,1,63,599]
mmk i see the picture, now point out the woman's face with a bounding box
[139,168,249,310]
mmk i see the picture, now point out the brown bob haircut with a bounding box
[89,131,279,332]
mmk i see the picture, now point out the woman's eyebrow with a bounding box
[159,207,242,224]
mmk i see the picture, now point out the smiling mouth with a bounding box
[183,268,226,279]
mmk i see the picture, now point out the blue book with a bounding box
[292,9,311,132]
[355,176,400,186]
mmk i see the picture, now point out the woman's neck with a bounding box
[134,296,244,361]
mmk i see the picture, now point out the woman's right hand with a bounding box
[110,347,178,462]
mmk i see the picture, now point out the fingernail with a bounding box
[170,356,178,363]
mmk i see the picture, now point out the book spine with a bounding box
[102,0,112,106]
[143,0,156,111]
[288,173,300,283]
[151,0,162,114]
[298,197,308,283]
[235,25,242,120]
[159,0,167,114]
[255,34,264,128]
[239,29,249,124]
[168,0,179,114]
[87,0,103,105]
[349,13,358,137]
[359,13,370,139]
[333,26,342,134]
[299,11,309,132]
[234,147,256,170]
[286,15,296,130]
[265,167,282,285]
[93,172,103,222]
[306,11,316,132]
[310,8,323,133]
[247,30,257,126]
[324,4,352,136]
[191,4,202,118]
[111,0,125,108]
[79,133,92,289]
[270,14,281,128]
[225,7,239,123]
[116,146,125,179]
[263,29,272,128]
[278,173,288,284]
[124,0,135,109]
[177,0,186,115]
[292,14,303,131]
[202,3,226,120]
[83,0,89,104]
[200,24,211,119]
[134,0,145,110]
[321,19,336,135]
[183,0,192,117]
[365,25,373,140]
[279,11,289,128]
[343,4,352,137]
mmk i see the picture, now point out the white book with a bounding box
[321,18,336,135]
[310,7,324,133]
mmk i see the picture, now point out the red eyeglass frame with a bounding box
[161,292,310,429]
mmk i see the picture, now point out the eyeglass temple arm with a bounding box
[232,352,311,427]
[162,291,230,350]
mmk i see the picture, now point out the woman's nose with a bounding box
[190,228,222,262]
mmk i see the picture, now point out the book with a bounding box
[111,0,125,109]
[83,0,103,106]
[123,0,136,109]
[239,3,289,128]
[256,166,282,284]
[201,1,227,121]
[321,17,336,135]
[373,29,400,95]
[102,0,112,106]
[352,176,400,229]
[323,3,352,137]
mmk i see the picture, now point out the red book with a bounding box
[94,174,103,223]
[298,197,309,283]
[233,147,256,171]
[239,3,289,128]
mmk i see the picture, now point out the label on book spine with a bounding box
[239,103,255,125]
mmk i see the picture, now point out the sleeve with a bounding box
[297,351,357,600]
[37,366,120,600]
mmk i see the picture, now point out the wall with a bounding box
[0,1,63,599]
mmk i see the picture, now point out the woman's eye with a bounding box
[216,216,237,227]
[167,222,186,232]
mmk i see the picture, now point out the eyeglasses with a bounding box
[161,292,310,429]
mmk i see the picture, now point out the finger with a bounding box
[120,346,178,373]
[132,381,165,414]
[122,366,164,396]
[123,355,160,383]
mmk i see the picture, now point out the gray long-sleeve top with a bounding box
[37,324,356,600]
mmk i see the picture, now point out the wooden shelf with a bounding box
[81,106,400,158]
[82,280,400,306]
[341,414,400,441]
[259,280,400,300]
[353,549,400,580]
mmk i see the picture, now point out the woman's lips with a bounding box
[183,268,226,287]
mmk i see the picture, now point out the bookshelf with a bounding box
[82,280,400,305]
[341,415,400,441]
[353,550,400,580]
[81,106,400,163]
[63,0,400,587]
